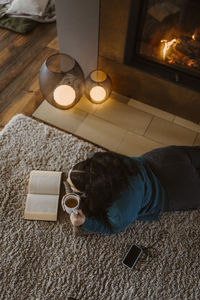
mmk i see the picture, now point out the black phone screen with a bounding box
[123,244,143,269]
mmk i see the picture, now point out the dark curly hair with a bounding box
[70,151,139,224]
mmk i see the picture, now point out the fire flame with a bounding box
[161,39,177,60]
[160,33,197,68]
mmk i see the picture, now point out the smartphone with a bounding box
[122,244,143,269]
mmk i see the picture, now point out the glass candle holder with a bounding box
[85,70,112,104]
[39,53,84,109]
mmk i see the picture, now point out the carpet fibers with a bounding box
[0,114,199,300]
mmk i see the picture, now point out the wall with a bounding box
[55,0,100,77]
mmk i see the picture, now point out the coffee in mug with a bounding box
[63,193,80,215]
[66,198,78,208]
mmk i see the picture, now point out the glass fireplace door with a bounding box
[125,0,200,90]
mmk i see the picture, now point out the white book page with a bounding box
[28,171,62,195]
[25,194,59,214]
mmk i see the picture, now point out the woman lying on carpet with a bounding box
[62,146,200,234]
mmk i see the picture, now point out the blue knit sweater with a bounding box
[80,156,165,234]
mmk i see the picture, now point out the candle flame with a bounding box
[192,34,195,40]
[90,86,106,102]
[53,85,76,106]
[161,39,177,60]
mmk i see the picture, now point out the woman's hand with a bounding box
[70,209,86,226]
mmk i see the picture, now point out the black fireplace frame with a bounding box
[124,0,200,92]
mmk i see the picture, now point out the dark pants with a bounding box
[143,146,200,211]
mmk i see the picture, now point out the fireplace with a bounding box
[98,0,200,123]
[124,0,200,92]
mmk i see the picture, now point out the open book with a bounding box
[24,170,62,221]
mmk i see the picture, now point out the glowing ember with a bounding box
[168,59,175,64]
[161,39,177,60]
[187,60,194,67]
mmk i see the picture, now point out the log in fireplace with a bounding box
[98,0,200,123]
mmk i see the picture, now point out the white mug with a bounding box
[62,193,80,215]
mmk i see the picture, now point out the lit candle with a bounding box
[53,85,76,106]
[90,86,106,102]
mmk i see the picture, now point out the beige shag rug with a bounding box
[0,114,200,300]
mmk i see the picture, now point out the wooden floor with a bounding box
[0,22,58,130]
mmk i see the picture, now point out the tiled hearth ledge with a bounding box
[32,92,200,156]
